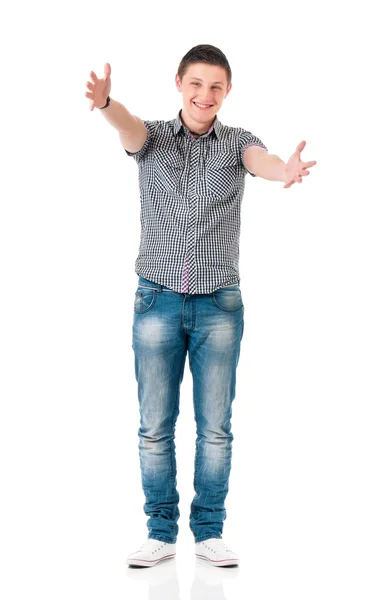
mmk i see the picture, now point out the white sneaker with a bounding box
[195,538,239,567]
[126,539,176,567]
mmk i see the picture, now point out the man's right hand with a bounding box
[85,63,112,111]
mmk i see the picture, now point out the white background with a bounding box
[1,0,374,598]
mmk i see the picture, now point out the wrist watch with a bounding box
[99,96,111,109]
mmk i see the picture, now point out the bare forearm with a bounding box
[99,98,139,134]
[255,153,287,182]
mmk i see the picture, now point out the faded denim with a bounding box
[132,275,245,544]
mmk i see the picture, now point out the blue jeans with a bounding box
[132,275,245,544]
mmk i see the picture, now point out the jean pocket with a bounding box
[134,286,157,314]
[212,286,244,312]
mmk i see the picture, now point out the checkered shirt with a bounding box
[125,108,267,294]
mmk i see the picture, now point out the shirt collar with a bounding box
[173,108,223,140]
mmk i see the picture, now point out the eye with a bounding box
[191,82,221,89]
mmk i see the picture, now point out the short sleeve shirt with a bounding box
[125,108,267,294]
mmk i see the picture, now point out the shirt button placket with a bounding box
[182,140,200,295]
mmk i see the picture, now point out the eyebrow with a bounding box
[189,77,224,85]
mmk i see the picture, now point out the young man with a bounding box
[85,44,316,568]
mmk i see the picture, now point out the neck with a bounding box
[180,107,215,136]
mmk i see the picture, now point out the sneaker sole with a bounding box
[195,553,239,567]
[126,553,176,567]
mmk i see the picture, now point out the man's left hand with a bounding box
[283,141,317,189]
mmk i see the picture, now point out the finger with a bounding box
[90,70,98,83]
[86,81,94,91]
[85,91,93,99]
[303,160,317,168]
[284,180,295,189]
[297,140,306,154]
[104,62,111,79]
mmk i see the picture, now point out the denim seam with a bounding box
[212,293,244,313]
[191,379,199,504]
[170,347,185,486]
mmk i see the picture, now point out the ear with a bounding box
[175,73,182,91]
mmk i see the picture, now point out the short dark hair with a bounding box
[177,44,232,88]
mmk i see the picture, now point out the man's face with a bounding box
[175,62,232,126]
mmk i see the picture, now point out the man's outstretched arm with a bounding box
[244,141,317,188]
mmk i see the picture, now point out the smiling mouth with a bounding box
[193,101,213,110]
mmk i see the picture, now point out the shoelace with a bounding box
[201,538,232,553]
[138,540,166,552]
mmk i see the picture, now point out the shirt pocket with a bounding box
[204,151,239,198]
[153,149,184,193]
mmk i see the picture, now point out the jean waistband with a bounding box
[137,275,240,292]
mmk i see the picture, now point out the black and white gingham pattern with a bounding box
[125,108,267,294]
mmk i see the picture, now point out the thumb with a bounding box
[103,62,111,81]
